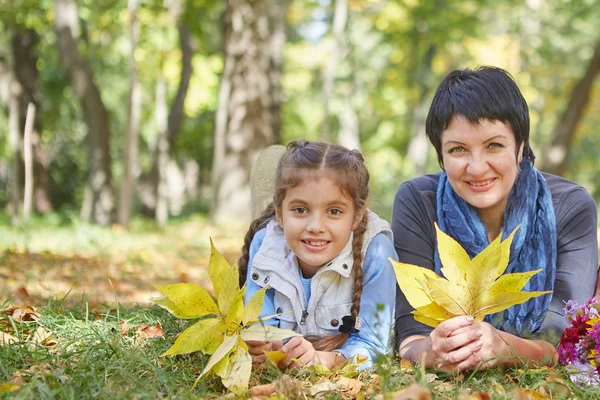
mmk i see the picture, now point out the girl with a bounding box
[238,140,398,369]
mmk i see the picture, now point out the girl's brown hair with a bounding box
[237,140,370,351]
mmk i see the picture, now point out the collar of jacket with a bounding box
[252,220,355,279]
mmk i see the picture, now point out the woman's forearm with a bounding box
[398,335,435,366]
[495,331,557,367]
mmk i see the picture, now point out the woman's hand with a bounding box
[467,321,509,369]
[245,340,283,366]
[425,316,484,371]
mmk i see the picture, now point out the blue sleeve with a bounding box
[334,232,398,368]
[244,228,279,327]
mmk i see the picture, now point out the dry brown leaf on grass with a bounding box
[511,388,550,400]
[308,378,339,396]
[1,305,39,322]
[336,376,365,397]
[119,320,129,336]
[135,322,164,339]
[248,375,306,398]
[377,383,432,400]
[0,331,19,345]
[30,326,57,346]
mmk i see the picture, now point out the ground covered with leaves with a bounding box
[1,213,599,399]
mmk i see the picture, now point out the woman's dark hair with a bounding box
[425,66,535,167]
[237,140,370,352]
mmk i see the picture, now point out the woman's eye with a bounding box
[448,146,465,154]
[488,142,504,149]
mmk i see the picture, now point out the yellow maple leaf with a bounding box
[152,239,301,395]
[391,223,551,327]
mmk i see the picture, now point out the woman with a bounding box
[393,66,598,371]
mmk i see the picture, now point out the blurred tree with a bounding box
[542,39,600,177]
[54,0,115,225]
[137,0,193,226]
[211,0,288,224]
[118,0,142,228]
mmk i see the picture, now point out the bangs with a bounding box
[279,167,360,202]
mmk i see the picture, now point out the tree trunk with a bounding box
[405,44,436,176]
[211,0,278,225]
[267,0,289,144]
[22,103,35,219]
[155,75,169,227]
[118,0,142,228]
[54,0,115,225]
[10,27,53,214]
[542,39,600,176]
[321,0,348,143]
[137,5,193,219]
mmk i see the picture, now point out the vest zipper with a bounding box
[300,310,308,325]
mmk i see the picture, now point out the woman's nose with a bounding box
[466,153,489,176]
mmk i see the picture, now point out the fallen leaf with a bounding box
[336,376,364,397]
[0,331,19,345]
[0,383,20,394]
[119,320,129,336]
[511,388,549,400]
[30,326,55,345]
[308,378,339,396]
[400,359,415,372]
[380,383,432,400]
[249,375,305,398]
[135,322,164,339]
[5,305,39,322]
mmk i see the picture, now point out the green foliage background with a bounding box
[0,0,599,220]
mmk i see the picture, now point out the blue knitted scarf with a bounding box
[435,158,557,335]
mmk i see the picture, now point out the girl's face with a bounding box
[441,115,523,222]
[276,176,364,278]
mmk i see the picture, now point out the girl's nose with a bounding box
[306,215,325,233]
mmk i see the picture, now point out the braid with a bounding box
[349,212,368,321]
[237,203,276,288]
[309,211,369,352]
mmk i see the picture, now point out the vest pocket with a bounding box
[314,302,353,334]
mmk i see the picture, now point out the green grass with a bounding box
[0,299,221,399]
[2,298,600,399]
[1,212,599,398]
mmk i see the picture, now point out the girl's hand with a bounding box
[277,337,346,369]
[278,337,318,369]
[426,316,484,371]
[245,340,283,366]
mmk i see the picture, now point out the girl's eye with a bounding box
[328,208,343,216]
[292,207,307,214]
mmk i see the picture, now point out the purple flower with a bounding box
[567,362,600,386]
[558,342,578,364]
[564,300,580,320]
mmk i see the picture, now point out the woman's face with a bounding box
[441,115,523,220]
